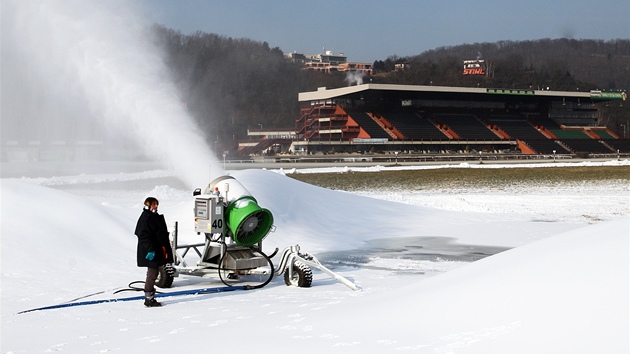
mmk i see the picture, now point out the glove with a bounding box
[145,251,155,261]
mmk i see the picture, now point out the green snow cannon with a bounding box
[205,176,274,247]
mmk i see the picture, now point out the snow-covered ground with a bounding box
[5,1,628,352]
[2,161,628,353]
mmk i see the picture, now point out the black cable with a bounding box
[112,281,164,295]
[268,247,280,259]
[217,248,274,289]
[87,248,274,298]
[65,290,108,303]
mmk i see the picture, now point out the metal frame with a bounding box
[171,223,271,280]
[274,245,360,291]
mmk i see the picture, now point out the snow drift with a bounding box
[2,167,628,353]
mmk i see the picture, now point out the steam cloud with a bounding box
[344,71,365,86]
[1,0,219,187]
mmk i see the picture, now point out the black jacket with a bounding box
[135,208,174,268]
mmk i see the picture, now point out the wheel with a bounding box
[284,261,312,288]
[156,264,174,288]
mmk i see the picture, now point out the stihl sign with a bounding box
[463,68,485,75]
[463,60,485,75]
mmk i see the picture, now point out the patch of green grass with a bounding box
[287,166,630,191]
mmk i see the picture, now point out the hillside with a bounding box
[375,39,630,91]
[152,27,629,154]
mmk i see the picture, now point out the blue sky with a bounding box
[145,0,629,63]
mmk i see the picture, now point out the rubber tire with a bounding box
[156,265,174,288]
[284,261,313,288]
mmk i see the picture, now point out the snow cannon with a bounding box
[164,175,276,289]
[165,175,359,291]
[203,176,273,247]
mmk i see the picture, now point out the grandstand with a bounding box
[284,84,627,156]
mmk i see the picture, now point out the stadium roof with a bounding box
[298,83,626,103]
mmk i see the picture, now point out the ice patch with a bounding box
[365,257,464,273]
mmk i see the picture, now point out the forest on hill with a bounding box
[152,25,629,152]
[373,39,630,91]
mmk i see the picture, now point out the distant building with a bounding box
[395,63,411,71]
[285,50,372,75]
[238,127,296,156]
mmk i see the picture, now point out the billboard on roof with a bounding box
[463,60,485,75]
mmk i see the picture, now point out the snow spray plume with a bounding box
[1,0,220,187]
[344,71,364,86]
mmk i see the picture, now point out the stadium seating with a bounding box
[522,140,568,154]
[605,140,630,153]
[347,111,390,139]
[550,129,591,139]
[530,116,561,130]
[294,104,624,156]
[488,115,547,140]
[382,111,447,140]
[561,139,614,153]
[434,113,500,140]
[591,129,616,139]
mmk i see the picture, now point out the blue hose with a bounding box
[17,286,247,314]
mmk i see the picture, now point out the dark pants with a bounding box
[144,267,159,293]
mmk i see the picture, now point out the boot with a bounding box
[144,291,161,307]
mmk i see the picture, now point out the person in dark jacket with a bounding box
[134,197,174,307]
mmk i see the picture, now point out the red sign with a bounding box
[463,68,485,75]
[463,60,485,75]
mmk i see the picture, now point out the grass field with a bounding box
[287,165,630,191]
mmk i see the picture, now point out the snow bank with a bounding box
[1,179,137,310]
[1,168,628,353]
[316,217,629,353]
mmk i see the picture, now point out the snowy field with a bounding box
[4,1,628,352]
[2,160,628,353]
